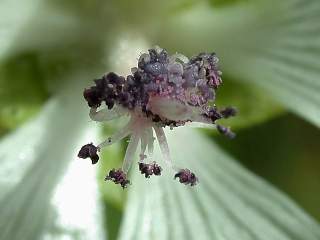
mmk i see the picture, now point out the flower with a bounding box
[78,46,236,188]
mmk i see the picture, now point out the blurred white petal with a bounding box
[0,72,106,240]
[119,128,320,240]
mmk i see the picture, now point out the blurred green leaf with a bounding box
[98,142,127,210]
[0,1,48,129]
[0,53,49,131]
[0,0,116,122]
[153,0,320,127]
[0,0,41,59]
[0,104,41,132]
[0,72,106,240]
[118,128,320,240]
[103,201,123,240]
[209,0,248,8]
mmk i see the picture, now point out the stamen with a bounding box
[79,46,236,188]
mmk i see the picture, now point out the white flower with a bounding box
[78,46,236,188]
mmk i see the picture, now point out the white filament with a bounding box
[89,106,126,122]
[146,127,154,157]
[139,127,155,162]
[153,126,175,170]
[122,132,139,173]
[139,129,148,161]
[97,119,133,149]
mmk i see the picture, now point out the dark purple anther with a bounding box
[133,71,142,83]
[118,92,130,105]
[217,125,236,139]
[148,49,158,62]
[105,169,130,188]
[152,163,162,176]
[83,88,102,108]
[106,72,121,84]
[174,169,198,186]
[78,143,99,164]
[208,107,222,122]
[139,162,162,178]
[126,75,135,86]
[139,163,153,178]
[94,77,107,89]
[209,73,222,89]
[144,62,166,76]
[158,49,169,63]
[220,107,237,118]
[152,115,161,123]
[105,98,115,109]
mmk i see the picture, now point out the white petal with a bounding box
[119,128,320,240]
[0,87,105,240]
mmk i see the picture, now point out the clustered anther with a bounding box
[105,169,130,189]
[174,169,198,186]
[139,162,162,178]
